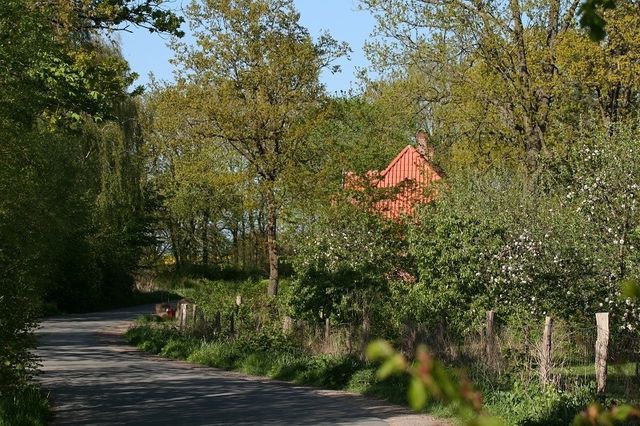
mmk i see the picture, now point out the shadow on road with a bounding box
[36,305,441,425]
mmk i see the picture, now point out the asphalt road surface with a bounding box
[36,305,445,425]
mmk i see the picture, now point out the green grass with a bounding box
[556,362,639,377]
[554,362,640,404]
[0,385,50,426]
[126,320,616,425]
[125,321,414,408]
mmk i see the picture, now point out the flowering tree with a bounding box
[409,122,640,333]
[290,199,408,338]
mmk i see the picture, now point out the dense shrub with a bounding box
[290,200,409,336]
[0,385,49,426]
[406,123,640,336]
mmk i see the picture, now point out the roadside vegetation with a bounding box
[3,0,640,425]
[128,267,637,425]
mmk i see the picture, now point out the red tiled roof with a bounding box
[346,145,442,219]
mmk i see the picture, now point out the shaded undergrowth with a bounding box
[0,385,50,426]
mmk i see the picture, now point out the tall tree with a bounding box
[360,0,637,172]
[172,0,348,296]
[0,0,183,392]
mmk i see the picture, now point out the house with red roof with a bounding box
[345,130,442,219]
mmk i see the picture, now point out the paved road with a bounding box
[36,305,445,426]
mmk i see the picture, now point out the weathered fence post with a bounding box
[324,317,331,343]
[282,316,293,334]
[194,304,205,330]
[595,312,610,393]
[402,320,417,357]
[229,294,242,336]
[178,300,189,331]
[229,312,235,335]
[360,308,371,360]
[540,316,554,385]
[485,310,497,369]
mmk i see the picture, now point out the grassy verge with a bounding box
[125,319,412,404]
[125,319,603,425]
[0,385,50,426]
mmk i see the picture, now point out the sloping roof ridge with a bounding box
[380,145,416,177]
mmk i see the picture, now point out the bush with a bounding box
[187,342,244,370]
[290,200,409,332]
[0,385,49,426]
[482,382,593,425]
[125,321,409,411]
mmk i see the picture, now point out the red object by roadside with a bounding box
[166,308,176,319]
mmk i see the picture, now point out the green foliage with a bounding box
[405,123,640,334]
[361,0,640,172]
[0,1,160,410]
[61,0,185,36]
[0,385,50,426]
[483,382,594,426]
[573,402,640,425]
[164,0,350,295]
[366,340,609,426]
[579,0,617,41]
[621,279,640,301]
[126,320,394,398]
[367,341,490,422]
[290,200,408,327]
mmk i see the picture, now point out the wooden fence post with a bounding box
[485,310,497,369]
[360,308,371,360]
[179,301,188,331]
[540,316,554,385]
[324,317,331,343]
[229,312,235,335]
[194,305,205,329]
[282,316,293,334]
[595,312,609,393]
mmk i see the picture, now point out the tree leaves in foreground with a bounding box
[368,338,640,426]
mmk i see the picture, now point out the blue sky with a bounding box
[117,0,376,94]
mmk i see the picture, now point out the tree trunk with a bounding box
[231,225,239,267]
[240,214,246,268]
[248,210,256,269]
[265,192,279,297]
[201,210,209,265]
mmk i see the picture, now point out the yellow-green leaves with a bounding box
[408,376,428,411]
[366,340,495,424]
[365,339,395,360]
[376,353,407,380]
[621,278,640,301]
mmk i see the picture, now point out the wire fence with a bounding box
[424,313,640,400]
[172,300,639,399]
